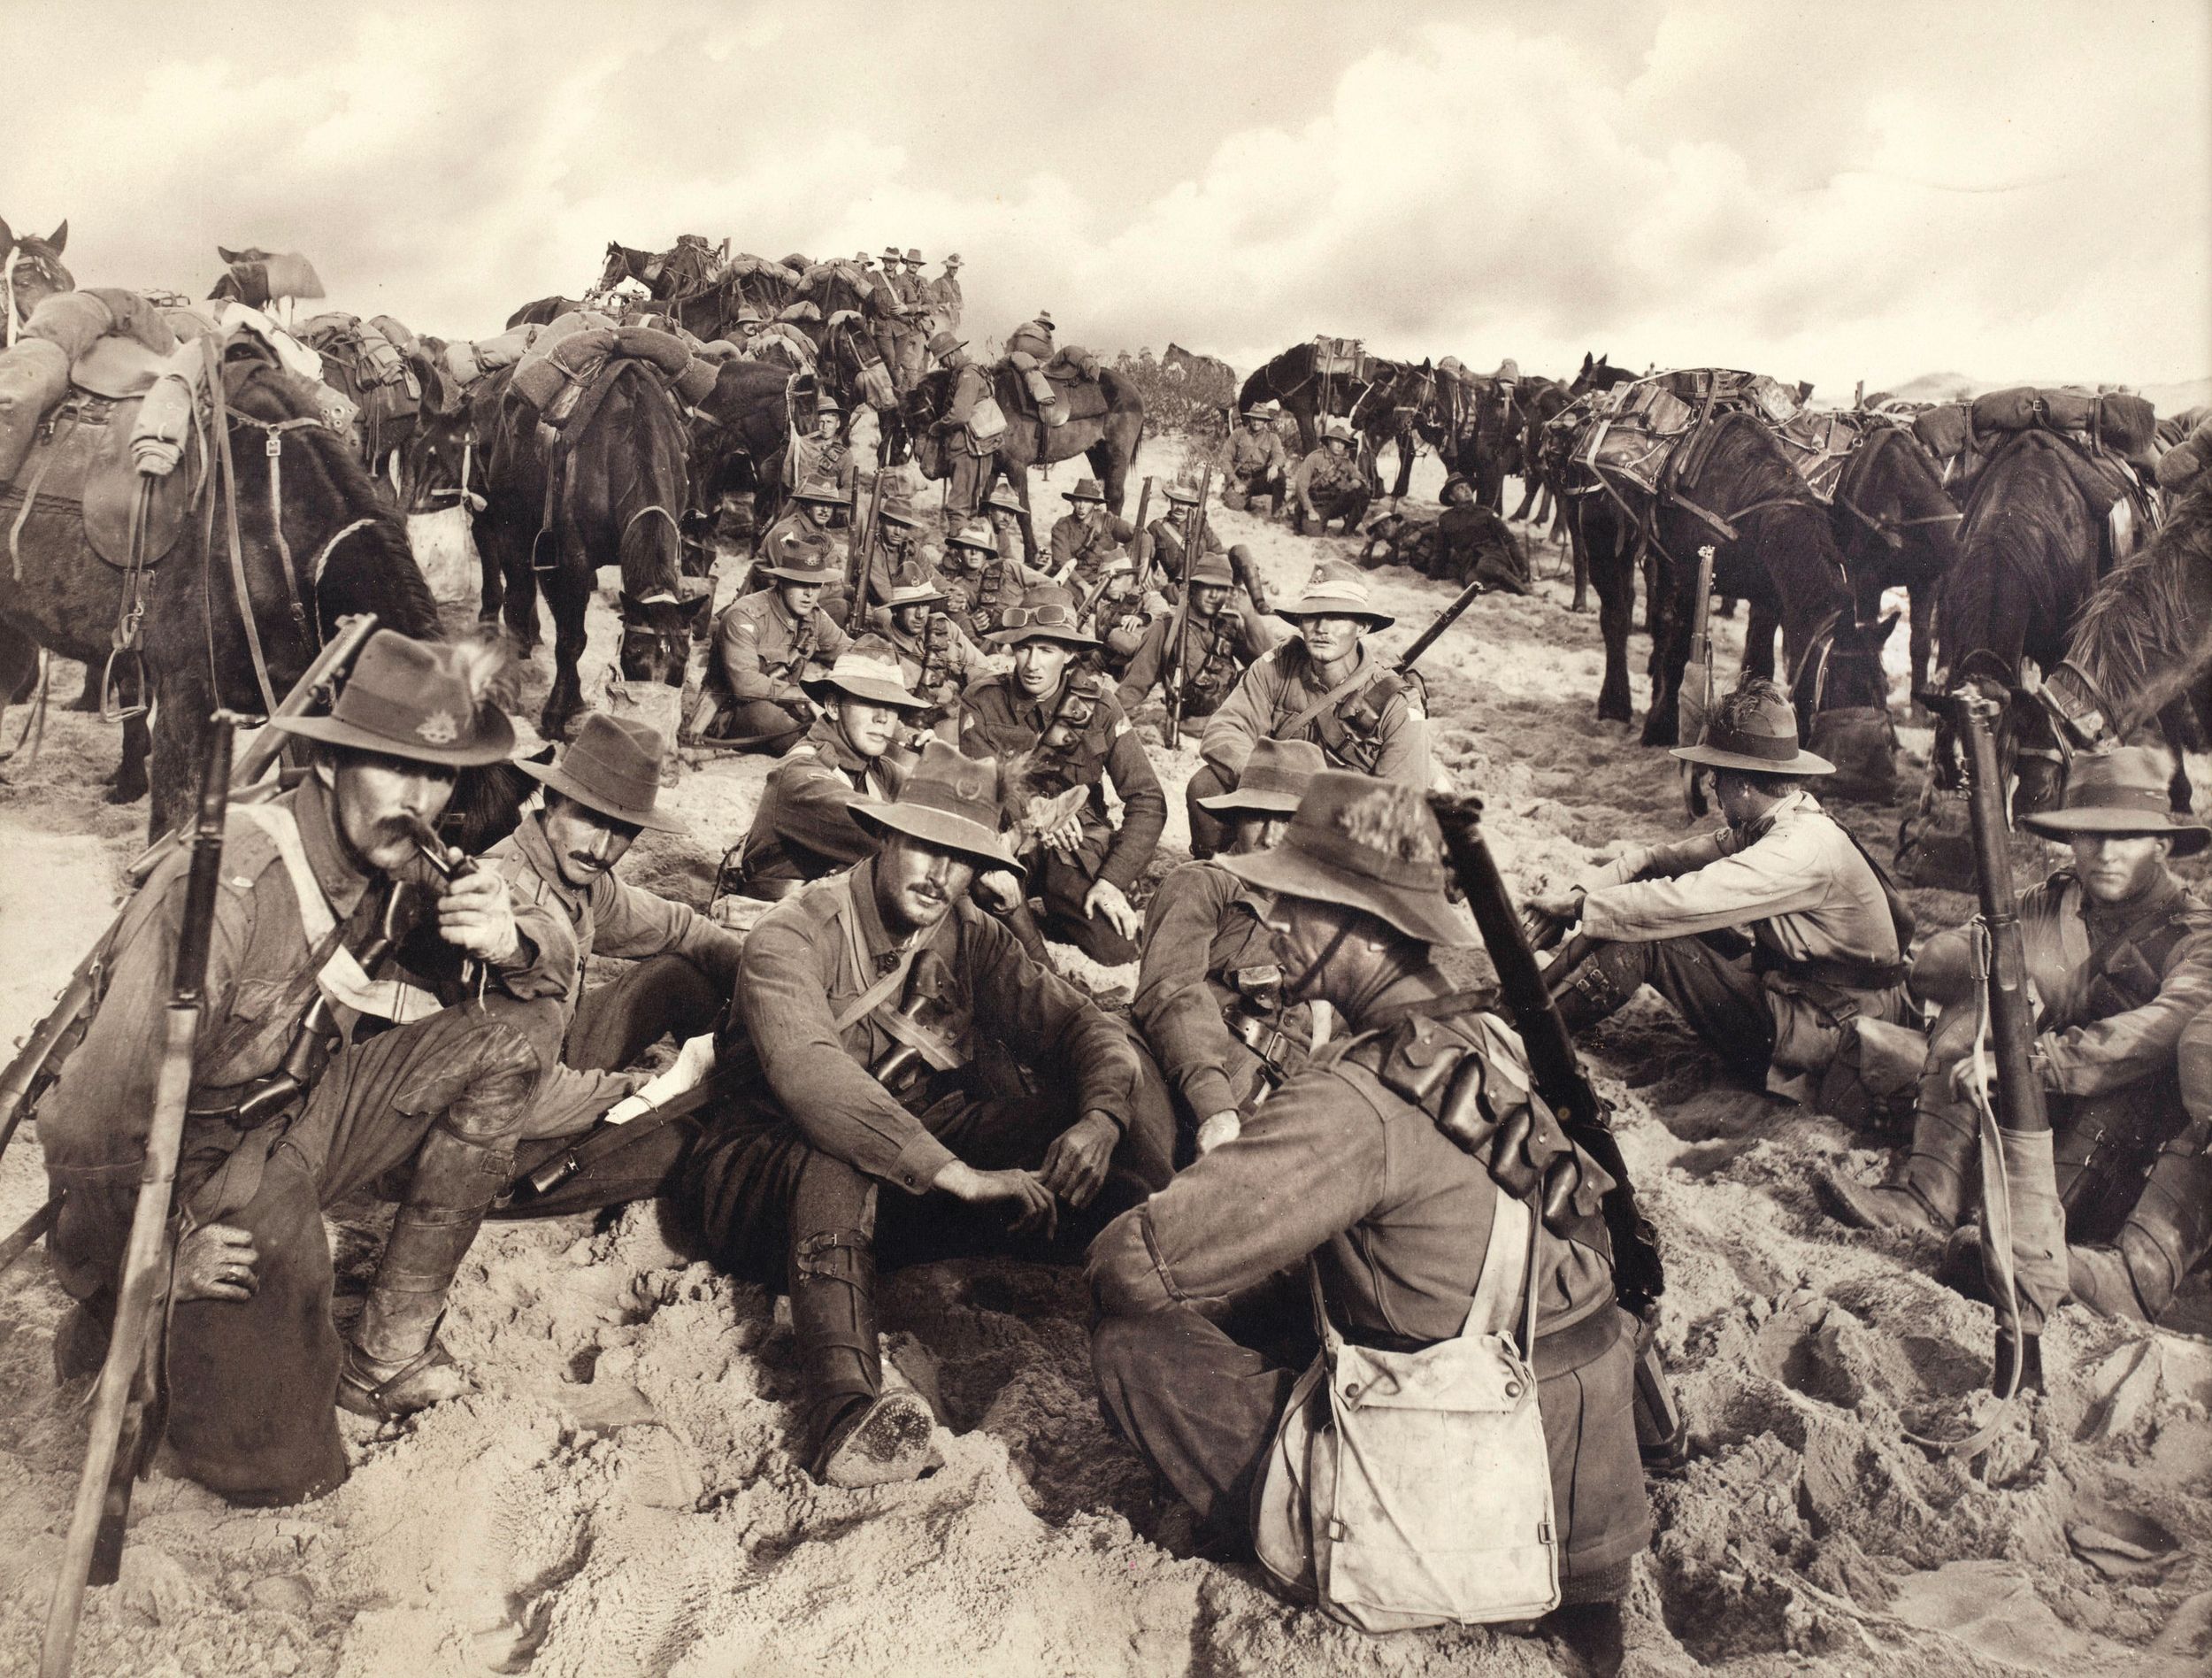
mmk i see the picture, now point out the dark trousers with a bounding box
[1184,764,1232,860]
[1554,935,1777,1070]
[704,697,810,757]
[57,999,555,1505]
[946,447,989,522]
[518,952,733,1145]
[1034,850,1143,966]
[1297,486,1370,535]
[1091,1296,1651,1603]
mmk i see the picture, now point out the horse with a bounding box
[1348,359,1446,503]
[1586,411,1898,794]
[470,358,693,738]
[1923,428,2177,820]
[297,315,441,510]
[0,353,440,835]
[687,358,799,546]
[1,216,73,337]
[1238,342,1374,457]
[1569,352,1637,396]
[507,296,590,330]
[901,363,1146,555]
[1438,374,1520,512]
[1506,377,1571,527]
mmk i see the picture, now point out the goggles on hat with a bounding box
[997,602,1084,633]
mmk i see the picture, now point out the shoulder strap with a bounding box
[1460,1188,1541,1357]
[1278,650,1384,741]
[1823,808,1917,951]
[233,804,443,1026]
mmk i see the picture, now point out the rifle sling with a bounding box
[1277,654,1386,741]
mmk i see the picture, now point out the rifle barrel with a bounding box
[1394,573,1489,673]
[1958,693,2047,1138]
[43,717,237,1677]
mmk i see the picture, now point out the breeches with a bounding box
[706,698,810,756]
[74,999,554,1505]
[686,1075,1176,1283]
[1184,763,1231,860]
[1555,935,1778,1070]
[1031,846,1143,966]
[519,951,732,1144]
[1090,1293,1651,1601]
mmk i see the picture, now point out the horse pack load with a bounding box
[434,323,543,393]
[298,312,425,463]
[508,310,720,425]
[0,289,184,481]
[1570,368,1817,496]
[1913,385,2161,495]
[1001,343,1105,430]
[2157,408,2212,493]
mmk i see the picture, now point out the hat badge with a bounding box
[416,710,460,746]
[956,768,986,800]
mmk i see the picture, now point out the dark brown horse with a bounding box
[1440,374,1519,512]
[1349,359,1447,503]
[1923,428,2171,818]
[1743,420,1962,701]
[1506,377,1571,526]
[0,355,438,834]
[1,216,73,335]
[1569,352,1637,396]
[507,295,590,329]
[1586,412,1897,793]
[902,364,1146,553]
[470,358,693,737]
[1238,342,1377,457]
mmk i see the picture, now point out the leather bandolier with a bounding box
[1173,612,1242,720]
[1307,668,1411,778]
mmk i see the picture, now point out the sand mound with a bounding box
[2,445,2208,1675]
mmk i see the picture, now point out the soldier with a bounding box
[926,329,995,521]
[1821,750,2212,1316]
[1187,561,1429,858]
[1436,472,1530,594]
[39,633,578,1502]
[961,584,1166,964]
[1133,739,1325,1157]
[1224,402,1290,517]
[926,251,964,333]
[987,480,1032,569]
[1008,311,1056,363]
[1528,681,1916,1104]
[1114,547,1275,720]
[1090,772,1649,1658]
[786,393,854,497]
[939,517,1042,640]
[750,474,847,592]
[694,531,853,756]
[1292,417,1371,535]
[879,576,986,728]
[1048,475,1137,589]
[1077,549,1157,674]
[487,713,743,1135]
[732,640,931,900]
[891,247,929,390]
[682,742,1175,1485]
[864,245,916,395]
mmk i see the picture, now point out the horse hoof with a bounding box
[108,781,149,805]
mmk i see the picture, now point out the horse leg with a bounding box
[144,681,210,841]
[1586,516,1632,722]
[1011,465,1040,566]
[540,549,592,740]
[1908,586,1935,709]
[110,712,150,805]
[1742,597,1779,682]
[1640,581,1691,749]
[1393,433,1416,502]
[473,507,506,631]
[1509,474,1537,522]
[1089,438,1126,515]
[1569,516,1590,614]
[2159,699,2199,813]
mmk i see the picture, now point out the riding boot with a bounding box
[789,1161,935,1487]
[1818,1084,1978,1235]
[1549,941,1643,1036]
[342,1125,514,1417]
[2067,1136,2212,1322]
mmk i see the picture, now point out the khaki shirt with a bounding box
[713,587,853,704]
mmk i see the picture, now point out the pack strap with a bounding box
[1278,650,1386,741]
[1307,1182,1543,1364]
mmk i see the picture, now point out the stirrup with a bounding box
[338,1334,469,1420]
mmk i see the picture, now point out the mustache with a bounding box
[566,851,610,871]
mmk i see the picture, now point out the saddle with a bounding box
[997,348,1107,428]
[1,387,196,574]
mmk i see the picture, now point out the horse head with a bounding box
[2,216,75,333]
[601,242,663,296]
[1839,422,1963,585]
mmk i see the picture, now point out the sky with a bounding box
[8,0,2208,398]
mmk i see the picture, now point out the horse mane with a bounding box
[227,366,439,640]
[1938,430,2100,675]
[2065,477,2212,735]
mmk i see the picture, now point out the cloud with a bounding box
[7,0,2205,396]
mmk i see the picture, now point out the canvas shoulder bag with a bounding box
[1253,1187,1560,1631]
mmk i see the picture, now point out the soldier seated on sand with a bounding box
[1132,740,1325,1158]
[1113,547,1275,721]
[1223,402,1289,517]
[749,473,848,592]
[1528,681,1916,1108]
[1089,772,1647,1664]
[960,585,1166,966]
[1820,748,2212,1325]
[1290,418,1371,536]
[1047,475,1137,589]
[39,633,575,1503]
[1435,472,1532,595]
[689,533,852,757]
[729,641,932,902]
[679,743,1175,1486]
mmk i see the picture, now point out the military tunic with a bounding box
[1048,511,1137,587]
[737,713,900,896]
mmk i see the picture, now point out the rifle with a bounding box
[1391,570,1490,677]
[42,713,239,1678]
[1128,475,1155,591]
[844,470,883,635]
[0,613,381,1181]
[1679,544,1718,820]
[1947,683,2056,1397]
[1427,789,1686,1470]
[1163,466,1214,747]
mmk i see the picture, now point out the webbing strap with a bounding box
[207,337,282,717]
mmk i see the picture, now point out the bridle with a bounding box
[1836,424,1962,552]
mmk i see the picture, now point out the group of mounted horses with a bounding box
[4,209,2208,893]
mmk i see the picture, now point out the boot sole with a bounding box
[819,1389,937,1488]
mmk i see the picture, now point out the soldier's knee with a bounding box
[396,1015,544,1145]
[479,994,569,1076]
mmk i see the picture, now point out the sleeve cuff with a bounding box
[888,1130,959,1196]
[1182,1068,1237,1120]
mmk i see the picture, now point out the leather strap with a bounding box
[1278,650,1385,741]
[208,336,283,717]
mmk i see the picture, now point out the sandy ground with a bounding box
[2,440,2209,1677]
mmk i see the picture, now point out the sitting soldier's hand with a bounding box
[174,1223,258,1303]
[1040,1110,1120,1209]
[1082,878,1141,940]
[1525,887,1586,925]
[933,1160,1058,1240]
[1195,1110,1241,1156]
[970,868,1026,913]
[438,868,521,965]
